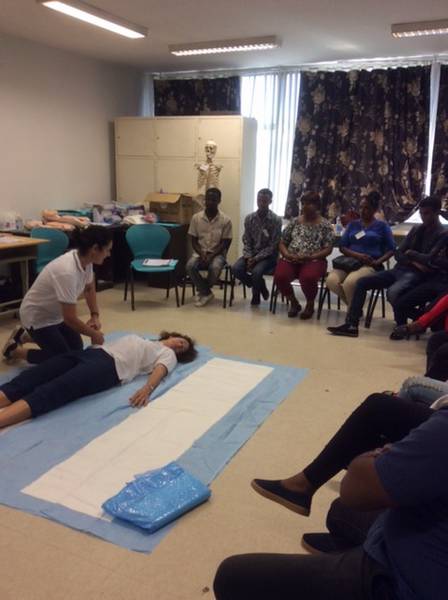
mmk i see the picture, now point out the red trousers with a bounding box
[274,258,327,301]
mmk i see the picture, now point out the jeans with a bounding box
[0,348,120,417]
[426,331,448,381]
[27,322,83,364]
[214,547,394,600]
[391,277,448,326]
[186,255,226,297]
[398,375,448,406]
[303,393,432,489]
[346,266,426,326]
[231,255,277,301]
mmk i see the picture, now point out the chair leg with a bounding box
[130,268,135,311]
[317,288,328,320]
[124,268,129,301]
[365,290,379,329]
[181,277,186,305]
[243,284,247,299]
[229,272,235,307]
[223,266,229,309]
[337,295,341,310]
[381,289,386,318]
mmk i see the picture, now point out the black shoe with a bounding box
[327,323,359,337]
[251,479,311,516]
[301,533,354,555]
[261,281,270,301]
[2,326,25,360]
[250,296,260,306]
[288,303,302,318]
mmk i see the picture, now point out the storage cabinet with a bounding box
[115,116,257,263]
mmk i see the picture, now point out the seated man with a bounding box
[231,188,282,306]
[328,195,446,338]
[186,187,232,307]
[215,392,448,600]
[0,331,197,429]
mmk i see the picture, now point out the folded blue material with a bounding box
[102,462,211,533]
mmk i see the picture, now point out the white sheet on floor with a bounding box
[23,358,272,518]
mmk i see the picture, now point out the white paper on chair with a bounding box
[23,358,272,518]
[142,258,174,267]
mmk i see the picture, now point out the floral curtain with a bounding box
[286,66,431,223]
[431,65,448,200]
[154,77,241,116]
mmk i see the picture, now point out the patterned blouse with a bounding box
[282,218,335,255]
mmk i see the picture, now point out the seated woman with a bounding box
[274,192,334,319]
[215,391,448,600]
[0,331,197,430]
[326,192,395,308]
[2,226,113,364]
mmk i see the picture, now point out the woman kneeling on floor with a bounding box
[0,331,197,429]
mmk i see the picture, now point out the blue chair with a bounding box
[124,224,179,310]
[30,227,69,273]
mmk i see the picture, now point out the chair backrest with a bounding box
[31,227,69,272]
[125,224,170,260]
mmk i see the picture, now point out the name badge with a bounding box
[355,230,366,240]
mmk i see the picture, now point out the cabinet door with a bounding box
[155,159,197,194]
[115,119,155,156]
[116,157,155,203]
[155,118,196,157]
[196,118,241,159]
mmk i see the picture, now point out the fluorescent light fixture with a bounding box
[170,36,279,56]
[392,19,448,38]
[37,0,148,39]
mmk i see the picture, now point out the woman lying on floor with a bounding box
[0,331,197,430]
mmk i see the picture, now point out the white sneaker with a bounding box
[195,293,214,307]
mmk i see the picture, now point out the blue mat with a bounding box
[0,332,306,552]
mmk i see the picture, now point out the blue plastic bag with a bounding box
[102,462,211,533]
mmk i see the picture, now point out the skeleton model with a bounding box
[195,141,223,201]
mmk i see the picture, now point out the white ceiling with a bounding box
[1,0,448,72]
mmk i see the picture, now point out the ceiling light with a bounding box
[391,19,448,38]
[170,36,279,56]
[37,0,148,39]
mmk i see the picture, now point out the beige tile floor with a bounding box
[0,282,425,600]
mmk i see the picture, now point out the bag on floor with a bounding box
[332,255,363,273]
[102,461,211,532]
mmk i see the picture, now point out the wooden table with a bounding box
[0,235,48,317]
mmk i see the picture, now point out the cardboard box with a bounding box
[146,193,201,225]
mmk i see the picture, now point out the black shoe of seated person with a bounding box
[301,532,354,555]
[251,294,261,307]
[327,323,359,337]
[251,478,312,516]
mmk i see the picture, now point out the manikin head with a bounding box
[205,140,217,161]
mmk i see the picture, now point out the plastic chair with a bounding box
[124,224,179,311]
[364,288,386,328]
[30,227,69,273]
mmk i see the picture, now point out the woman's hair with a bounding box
[364,191,381,211]
[301,191,321,210]
[159,331,198,363]
[72,226,113,256]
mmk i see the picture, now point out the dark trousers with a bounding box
[347,267,425,326]
[426,331,448,381]
[0,348,119,417]
[303,393,432,489]
[27,322,83,364]
[391,277,448,326]
[231,255,277,301]
[214,547,394,600]
[326,498,383,547]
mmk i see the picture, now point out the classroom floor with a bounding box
[0,281,424,600]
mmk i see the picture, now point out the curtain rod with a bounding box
[151,53,448,80]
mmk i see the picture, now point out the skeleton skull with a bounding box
[205,140,217,160]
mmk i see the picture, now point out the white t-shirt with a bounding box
[20,250,94,330]
[102,335,177,383]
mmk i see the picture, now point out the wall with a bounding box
[0,33,141,220]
